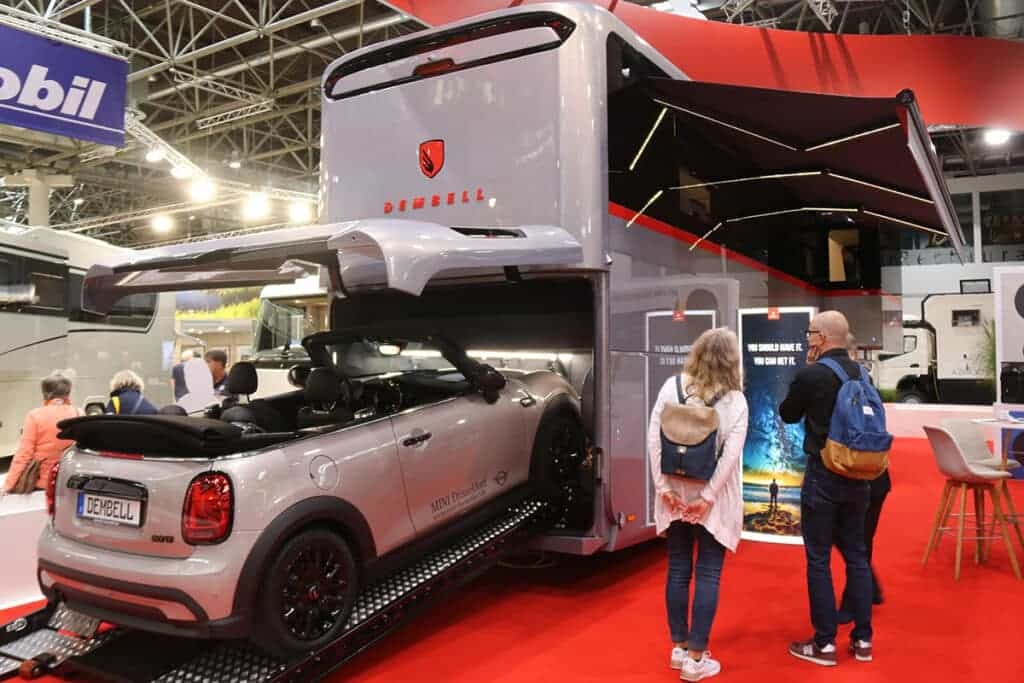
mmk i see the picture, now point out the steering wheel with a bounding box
[371,379,403,414]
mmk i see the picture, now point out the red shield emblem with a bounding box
[419,139,444,179]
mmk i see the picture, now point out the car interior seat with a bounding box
[220,362,288,432]
[297,367,355,429]
[158,404,188,416]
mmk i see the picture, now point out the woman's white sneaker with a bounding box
[671,647,686,670]
[680,652,721,681]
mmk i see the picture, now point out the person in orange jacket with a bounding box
[3,374,80,493]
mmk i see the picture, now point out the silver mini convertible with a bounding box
[37,328,585,656]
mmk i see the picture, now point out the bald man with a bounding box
[780,311,874,666]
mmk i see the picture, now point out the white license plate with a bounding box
[76,493,142,527]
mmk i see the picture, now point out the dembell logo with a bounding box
[0,65,108,124]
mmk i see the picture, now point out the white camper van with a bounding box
[878,292,995,404]
[0,227,175,461]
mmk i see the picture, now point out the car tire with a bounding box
[251,528,359,658]
[530,410,586,509]
[897,390,927,404]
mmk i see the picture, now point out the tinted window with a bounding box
[68,272,156,329]
[0,253,66,316]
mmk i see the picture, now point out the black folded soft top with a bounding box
[58,415,296,457]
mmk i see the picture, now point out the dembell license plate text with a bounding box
[78,494,140,526]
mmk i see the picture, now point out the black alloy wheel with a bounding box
[281,542,350,640]
[531,411,590,530]
[252,528,359,657]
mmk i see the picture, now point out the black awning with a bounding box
[631,77,964,254]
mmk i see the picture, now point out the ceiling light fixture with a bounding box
[145,147,166,163]
[151,214,173,233]
[171,165,193,179]
[242,192,270,221]
[288,200,313,223]
[188,177,216,202]
[984,128,1012,146]
[72,198,85,206]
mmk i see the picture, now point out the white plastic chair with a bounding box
[923,425,1021,581]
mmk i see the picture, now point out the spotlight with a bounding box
[242,192,270,221]
[171,165,193,179]
[288,201,313,223]
[152,214,173,233]
[984,128,1012,146]
[228,159,242,169]
[145,147,166,163]
[73,198,85,206]
[188,177,216,202]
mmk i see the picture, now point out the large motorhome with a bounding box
[80,3,964,554]
[0,227,175,461]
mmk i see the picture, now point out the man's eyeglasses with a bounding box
[805,329,822,337]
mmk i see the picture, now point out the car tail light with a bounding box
[182,473,233,545]
[46,460,60,517]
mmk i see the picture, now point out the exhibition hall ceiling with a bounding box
[0,0,1019,247]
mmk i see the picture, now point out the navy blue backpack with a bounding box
[817,357,892,480]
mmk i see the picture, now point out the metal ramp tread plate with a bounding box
[0,604,109,678]
[149,499,547,683]
[0,656,19,679]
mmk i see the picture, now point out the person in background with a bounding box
[3,374,79,493]
[769,478,780,514]
[171,349,193,401]
[648,328,749,682]
[780,311,874,667]
[106,370,158,416]
[837,333,891,622]
[205,350,229,395]
[177,358,218,414]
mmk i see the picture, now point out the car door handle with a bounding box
[403,432,432,447]
[910,363,920,368]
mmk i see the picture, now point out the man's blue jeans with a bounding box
[801,459,873,646]
[666,521,726,651]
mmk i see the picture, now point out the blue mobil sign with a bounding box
[0,23,127,146]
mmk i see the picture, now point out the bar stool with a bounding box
[942,419,1024,555]
[922,425,1021,581]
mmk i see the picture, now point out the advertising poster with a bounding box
[644,309,716,524]
[738,307,815,544]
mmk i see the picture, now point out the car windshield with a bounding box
[326,339,456,378]
[254,299,320,358]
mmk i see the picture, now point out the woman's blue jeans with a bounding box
[665,520,726,651]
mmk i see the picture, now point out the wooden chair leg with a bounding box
[990,486,1022,581]
[1001,481,1024,552]
[974,488,983,565]
[955,483,968,581]
[924,480,952,566]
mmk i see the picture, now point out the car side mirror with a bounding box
[475,364,506,404]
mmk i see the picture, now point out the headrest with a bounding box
[305,367,341,404]
[226,361,258,395]
[221,405,257,424]
[158,404,188,416]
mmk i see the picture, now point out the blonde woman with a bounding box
[647,328,749,682]
[106,370,158,415]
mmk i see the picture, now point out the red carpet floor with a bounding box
[6,437,1023,682]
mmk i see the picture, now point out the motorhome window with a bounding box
[28,271,66,312]
[960,278,991,294]
[952,309,981,327]
[904,335,918,353]
[67,272,155,328]
[324,12,575,101]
